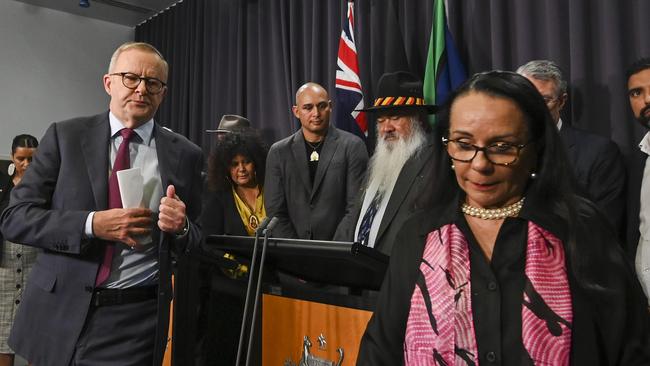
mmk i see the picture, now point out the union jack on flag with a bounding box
[334,1,367,139]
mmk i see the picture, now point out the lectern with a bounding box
[205,234,389,365]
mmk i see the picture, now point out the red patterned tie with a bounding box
[95,128,135,286]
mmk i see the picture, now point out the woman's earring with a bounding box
[7,163,15,176]
[451,164,455,170]
[530,172,537,179]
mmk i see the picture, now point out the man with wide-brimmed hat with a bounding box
[340,71,445,255]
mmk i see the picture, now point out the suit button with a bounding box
[14,300,20,305]
[16,253,21,258]
[16,268,21,273]
[15,284,21,289]
[487,281,497,291]
[486,351,496,362]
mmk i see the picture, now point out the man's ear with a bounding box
[292,105,299,118]
[103,74,112,95]
[558,92,568,110]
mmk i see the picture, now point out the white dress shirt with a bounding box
[636,131,650,302]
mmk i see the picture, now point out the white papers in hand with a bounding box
[116,167,144,208]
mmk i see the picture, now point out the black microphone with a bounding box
[254,216,272,236]
[244,216,278,366]
[237,216,272,365]
[262,217,279,235]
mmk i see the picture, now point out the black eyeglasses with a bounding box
[110,72,166,94]
[442,137,530,166]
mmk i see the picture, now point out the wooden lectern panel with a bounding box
[262,294,372,365]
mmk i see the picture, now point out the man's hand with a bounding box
[93,207,153,247]
[158,185,187,234]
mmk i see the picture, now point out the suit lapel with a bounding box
[311,127,339,201]
[376,143,432,242]
[81,113,110,210]
[155,125,181,189]
[291,131,312,196]
[559,125,577,161]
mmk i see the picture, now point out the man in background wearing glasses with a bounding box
[517,60,625,235]
[0,42,203,365]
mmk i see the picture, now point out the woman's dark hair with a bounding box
[11,134,39,154]
[207,130,268,192]
[437,71,607,290]
[438,71,573,207]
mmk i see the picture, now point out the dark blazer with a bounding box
[358,195,650,365]
[173,187,250,366]
[0,172,12,256]
[560,124,626,234]
[0,112,203,366]
[265,126,368,240]
[626,142,647,259]
[201,188,249,237]
[0,171,10,213]
[339,140,446,255]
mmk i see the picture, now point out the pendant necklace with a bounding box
[249,213,259,229]
[238,187,260,229]
[306,139,324,161]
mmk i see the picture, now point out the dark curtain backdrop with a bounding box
[135,0,650,363]
[136,0,650,159]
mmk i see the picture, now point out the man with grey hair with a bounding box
[340,71,442,255]
[1,42,203,365]
[517,60,626,233]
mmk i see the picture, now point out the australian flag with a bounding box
[334,1,367,140]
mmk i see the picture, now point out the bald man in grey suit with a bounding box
[265,82,368,240]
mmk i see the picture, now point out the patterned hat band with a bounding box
[373,96,426,107]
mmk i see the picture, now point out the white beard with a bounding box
[366,121,427,197]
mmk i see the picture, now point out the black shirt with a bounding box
[357,193,650,365]
[457,215,533,365]
[304,138,325,185]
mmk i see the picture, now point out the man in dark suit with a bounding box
[265,82,368,240]
[341,71,443,255]
[517,60,626,233]
[627,57,650,303]
[0,42,203,366]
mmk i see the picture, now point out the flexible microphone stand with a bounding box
[235,216,272,366]
[244,217,278,366]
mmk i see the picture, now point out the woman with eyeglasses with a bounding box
[357,71,650,365]
[0,134,39,366]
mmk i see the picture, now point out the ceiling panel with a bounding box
[13,0,180,27]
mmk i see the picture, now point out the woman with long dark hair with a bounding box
[0,134,39,366]
[357,71,650,365]
[199,129,268,365]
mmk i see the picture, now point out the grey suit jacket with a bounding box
[0,112,203,366]
[265,125,368,240]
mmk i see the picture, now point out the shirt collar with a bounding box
[556,117,563,131]
[639,131,650,156]
[108,111,154,144]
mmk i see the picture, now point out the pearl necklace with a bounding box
[462,197,525,220]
